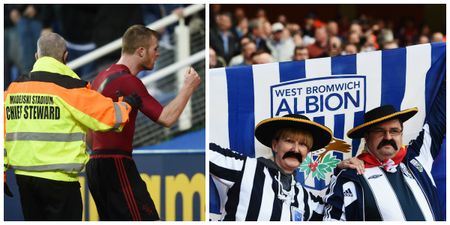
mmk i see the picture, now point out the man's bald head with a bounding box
[36,32,67,63]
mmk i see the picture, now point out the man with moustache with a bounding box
[210,114,363,221]
[323,84,445,220]
[86,25,201,221]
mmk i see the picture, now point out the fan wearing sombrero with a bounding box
[324,100,446,221]
[210,114,362,221]
[254,114,332,174]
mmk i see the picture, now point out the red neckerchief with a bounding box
[357,146,407,173]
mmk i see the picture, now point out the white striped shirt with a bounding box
[210,143,323,221]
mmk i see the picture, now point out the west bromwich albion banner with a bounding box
[209,43,446,218]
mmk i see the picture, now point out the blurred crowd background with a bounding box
[209,4,446,68]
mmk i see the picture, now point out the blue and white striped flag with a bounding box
[209,43,446,217]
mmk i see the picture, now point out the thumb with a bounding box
[186,66,192,75]
[116,91,124,101]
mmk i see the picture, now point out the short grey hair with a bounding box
[248,19,262,32]
[36,32,67,61]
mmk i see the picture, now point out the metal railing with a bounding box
[141,50,205,85]
[67,4,205,70]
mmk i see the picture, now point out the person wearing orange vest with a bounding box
[4,32,142,221]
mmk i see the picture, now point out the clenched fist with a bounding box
[184,66,201,91]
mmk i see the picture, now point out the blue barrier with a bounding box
[5,150,205,221]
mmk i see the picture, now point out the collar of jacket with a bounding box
[335,166,361,183]
[31,57,80,80]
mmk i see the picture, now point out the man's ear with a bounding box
[272,139,278,153]
[363,132,369,140]
[35,52,38,60]
[137,47,145,57]
[63,51,68,64]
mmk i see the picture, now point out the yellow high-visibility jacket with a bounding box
[4,57,132,182]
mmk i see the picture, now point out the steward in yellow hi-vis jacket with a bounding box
[4,32,142,221]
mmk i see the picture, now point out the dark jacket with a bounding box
[323,80,445,221]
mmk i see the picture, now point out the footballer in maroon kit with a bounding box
[86,24,201,221]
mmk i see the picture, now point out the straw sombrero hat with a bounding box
[254,114,332,151]
[347,105,418,139]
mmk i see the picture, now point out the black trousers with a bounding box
[86,150,160,221]
[15,174,82,221]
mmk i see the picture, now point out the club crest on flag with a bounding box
[299,138,351,180]
[270,75,366,190]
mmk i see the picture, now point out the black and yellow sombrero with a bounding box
[347,105,418,139]
[254,114,333,151]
